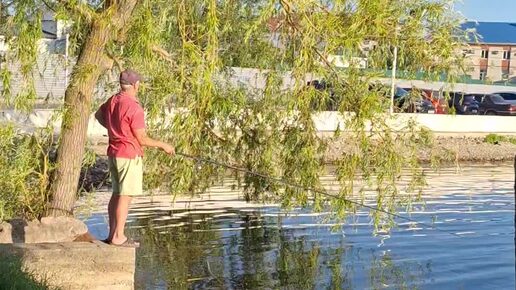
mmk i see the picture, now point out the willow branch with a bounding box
[41,0,56,12]
[278,0,360,96]
[151,45,177,67]
[56,0,95,22]
[104,51,124,71]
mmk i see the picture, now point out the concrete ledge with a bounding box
[313,112,516,136]
[0,242,135,290]
[4,109,516,138]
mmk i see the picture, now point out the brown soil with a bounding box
[73,232,96,242]
[325,136,516,163]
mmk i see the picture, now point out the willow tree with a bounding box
[1,0,465,230]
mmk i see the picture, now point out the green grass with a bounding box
[0,255,55,290]
[484,134,516,145]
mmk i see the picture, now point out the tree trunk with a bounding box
[46,1,138,217]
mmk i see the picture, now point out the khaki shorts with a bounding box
[108,156,143,196]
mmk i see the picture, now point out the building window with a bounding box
[462,49,474,57]
[503,50,511,60]
[480,69,487,80]
[481,49,489,59]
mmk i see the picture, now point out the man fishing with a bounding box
[95,69,175,246]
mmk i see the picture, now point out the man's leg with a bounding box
[106,156,120,242]
[110,195,133,245]
[110,157,142,246]
[107,194,119,241]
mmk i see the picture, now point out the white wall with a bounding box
[5,109,516,138]
[313,111,516,136]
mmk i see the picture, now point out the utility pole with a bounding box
[390,45,398,114]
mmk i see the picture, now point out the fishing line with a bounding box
[175,152,465,239]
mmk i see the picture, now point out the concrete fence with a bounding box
[3,109,516,137]
[314,112,516,136]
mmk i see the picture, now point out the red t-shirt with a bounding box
[99,91,145,158]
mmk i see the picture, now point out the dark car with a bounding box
[467,93,490,103]
[308,81,435,113]
[394,87,435,113]
[307,80,345,111]
[493,92,516,101]
[447,92,479,115]
[370,85,434,113]
[478,94,516,116]
[493,77,516,86]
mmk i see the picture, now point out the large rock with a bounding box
[0,222,13,243]
[0,217,88,244]
[0,219,27,243]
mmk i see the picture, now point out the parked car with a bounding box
[493,77,516,86]
[447,92,479,115]
[493,92,516,101]
[308,81,435,113]
[478,94,516,116]
[467,93,490,103]
[403,87,447,114]
[398,87,435,113]
[374,85,435,113]
[307,80,340,111]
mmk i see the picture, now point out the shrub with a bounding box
[0,254,55,289]
[0,123,54,222]
[484,133,516,145]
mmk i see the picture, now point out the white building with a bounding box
[0,12,72,103]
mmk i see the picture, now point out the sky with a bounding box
[455,0,516,22]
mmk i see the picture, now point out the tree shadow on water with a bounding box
[129,209,431,290]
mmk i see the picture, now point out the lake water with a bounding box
[85,165,515,289]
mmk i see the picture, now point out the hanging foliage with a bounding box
[0,0,467,230]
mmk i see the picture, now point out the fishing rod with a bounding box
[175,152,465,239]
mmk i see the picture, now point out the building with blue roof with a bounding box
[461,21,516,82]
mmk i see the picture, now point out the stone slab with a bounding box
[0,242,136,290]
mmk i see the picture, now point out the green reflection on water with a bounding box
[130,210,429,289]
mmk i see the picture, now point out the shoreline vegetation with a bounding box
[80,134,516,194]
[327,134,516,163]
[0,0,497,234]
[0,255,53,290]
[88,134,516,164]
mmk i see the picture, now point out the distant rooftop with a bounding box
[462,21,516,45]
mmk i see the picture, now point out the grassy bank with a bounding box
[484,134,516,145]
[0,255,54,290]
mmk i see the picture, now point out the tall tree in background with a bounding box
[0,0,466,231]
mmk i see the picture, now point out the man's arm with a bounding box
[95,104,107,128]
[133,128,175,155]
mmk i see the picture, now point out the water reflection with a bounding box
[84,165,515,290]
[131,208,430,289]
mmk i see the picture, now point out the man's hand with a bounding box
[134,128,175,155]
[161,143,175,155]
